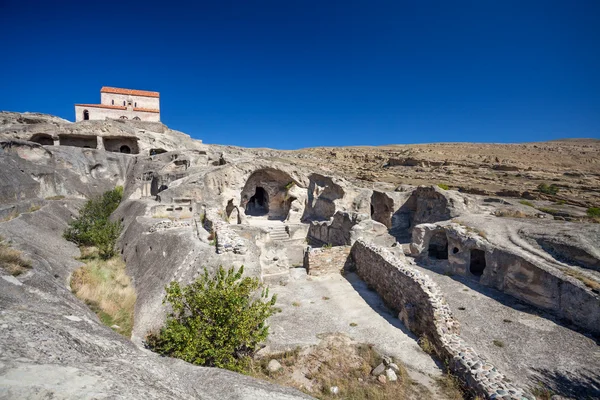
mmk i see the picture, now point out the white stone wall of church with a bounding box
[100,93,160,110]
[75,106,160,122]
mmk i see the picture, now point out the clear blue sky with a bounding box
[1,1,598,149]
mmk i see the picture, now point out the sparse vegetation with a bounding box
[146,266,277,373]
[587,207,600,218]
[1,210,20,222]
[530,382,554,400]
[246,337,432,400]
[537,207,561,216]
[563,268,600,291]
[492,339,505,348]
[349,322,358,327]
[70,247,136,337]
[434,372,465,400]
[418,335,435,355]
[63,187,123,259]
[292,301,301,307]
[537,183,559,195]
[27,205,41,213]
[322,243,333,249]
[437,183,450,190]
[0,236,32,276]
[519,200,534,207]
[322,296,330,300]
[284,181,296,191]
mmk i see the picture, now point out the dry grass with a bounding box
[563,269,600,291]
[71,247,136,337]
[435,373,465,400]
[45,195,65,200]
[530,382,554,400]
[0,237,32,276]
[246,334,433,400]
[418,335,435,355]
[1,211,20,222]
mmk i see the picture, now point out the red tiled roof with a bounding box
[101,87,160,98]
[75,104,160,113]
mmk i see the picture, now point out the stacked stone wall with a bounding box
[203,210,247,255]
[304,245,352,276]
[351,240,533,400]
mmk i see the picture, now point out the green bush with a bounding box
[587,207,600,218]
[64,187,123,259]
[437,183,450,190]
[146,266,277,372]
[537,183,559,195]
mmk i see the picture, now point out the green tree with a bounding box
[146,266,277,372]
[64,186,123,259]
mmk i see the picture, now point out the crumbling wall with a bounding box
[304,245,351,276]
[351,240,533,400]
[307,211,361,247]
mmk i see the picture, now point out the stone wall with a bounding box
[74,105,160,122]
[304,245,351,276]
[351,240,533,400]
[203,209,248,255]
[100,92,159,110]
[411,222,600,336]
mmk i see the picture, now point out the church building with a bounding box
[75,87,160,122]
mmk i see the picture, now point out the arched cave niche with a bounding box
[120,145,131,154]
[241,168,296,220]
[371,191,394,228]
[29,134,54,146]
[149,148,167,156]
[470,249,487,277]
[428,231,449,260]
[246,187,269,216]
[226,199,241,224]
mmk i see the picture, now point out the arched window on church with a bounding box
[134,102,137,107]
[112,100,114,105]
[123,101,126,106]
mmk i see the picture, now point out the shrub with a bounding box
[146,266,277,372]
[519,200,534,207]
[587,207,600,218]
[537,183,559,195]
[64,187,123,259]
[437,183,450,190]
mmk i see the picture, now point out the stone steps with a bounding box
[267,226,289,241]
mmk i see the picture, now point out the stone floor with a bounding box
[264,268,454,399]
[411,259,600,399]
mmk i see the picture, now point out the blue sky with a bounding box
[0,1,598,149]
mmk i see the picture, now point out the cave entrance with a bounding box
[120,145,131,154]
[470,249,486,277]
[246,187,269,216]
[428,231,448,260]
[30,134,54,146]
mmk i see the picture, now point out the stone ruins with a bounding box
[0,110,599,399]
